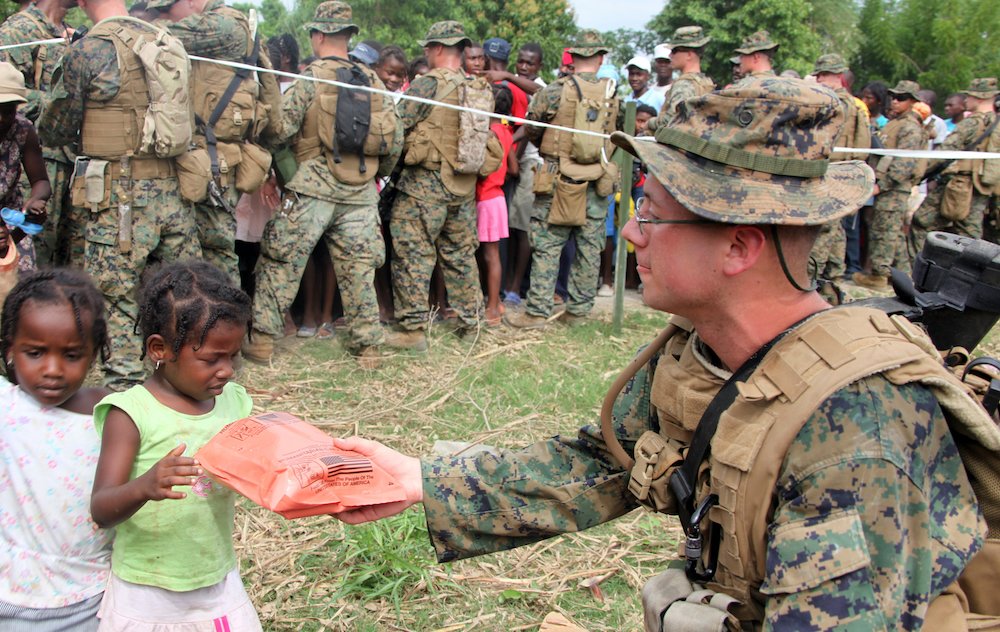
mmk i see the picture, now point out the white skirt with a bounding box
[97,568,261,632]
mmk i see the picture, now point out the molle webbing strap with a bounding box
[654,127,829,178]
[203,31,261,178]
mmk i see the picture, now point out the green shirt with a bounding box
[94,382,253,591]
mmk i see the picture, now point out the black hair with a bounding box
[636,103,658,117]
[136,260,252,360]
[267,33,299,73]
[863,81,890,117]
[377,45,407,68]
[408,56,429,82]
[519,42,543,64]
[492,83,513,116]
[1,268,110,384]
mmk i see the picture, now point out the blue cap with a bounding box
[349,42,379,66]
[483,37,512,62]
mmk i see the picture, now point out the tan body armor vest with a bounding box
[189,6,260,143]
[538,75,618,182]
[81,19,162,161]
[830,89,870,161]
[293,58,389,186]
[403,67,480,197]
[635,307,996,627]
[949,112,997,196]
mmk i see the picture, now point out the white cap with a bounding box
[653,43,672,60]
[625,56,651,73]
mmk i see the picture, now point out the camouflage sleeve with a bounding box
[269,70,314,148]
[648,77,696,132]
[883,120,927,188]
[397,75,438,134]
[421,344,657,562]
[255,46,284,143]
[0,15,49,121]
[524,79,562,145]
[162,10,247,61]
[38,37,119,149]
[762,378,983,630]
[927,115,984,173]
[377,87,404,179]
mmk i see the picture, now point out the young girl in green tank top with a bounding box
[90,261,261,631]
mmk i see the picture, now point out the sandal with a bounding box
[297,325,318,338]
[316,322,335,340]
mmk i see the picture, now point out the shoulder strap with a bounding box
[202,30,260,188]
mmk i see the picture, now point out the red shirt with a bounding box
[476,121,514,202]
[496,80,528,122]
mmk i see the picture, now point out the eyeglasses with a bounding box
[890,94,909,101]
[633,197,715,235]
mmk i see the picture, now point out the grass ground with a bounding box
[230,286,1000,631]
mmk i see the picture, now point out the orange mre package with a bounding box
[195,411,407,519]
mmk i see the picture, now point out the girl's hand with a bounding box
[137,443,202,501]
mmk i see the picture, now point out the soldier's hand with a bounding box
[331,436,423,524]
[23,198,47,225]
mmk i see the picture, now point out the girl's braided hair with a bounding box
[136,260,252,359]
[0,268,110,383]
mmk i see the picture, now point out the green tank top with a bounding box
[94,382,253,591]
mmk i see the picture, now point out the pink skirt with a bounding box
[476,196,509,243]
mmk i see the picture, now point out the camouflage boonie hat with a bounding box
[304,1,359,35]
[419,21,471,47]
[963,77,1000,99]
[610,77,874,226]
[729,55,741,65]
[887,80,920,101]
[735,30,779,55]
[669,26,711,50]
[567,29,609,57]
[811,53,848,75]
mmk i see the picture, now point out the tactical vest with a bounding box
[952,112,997,196]
[293,58,393,186]
[830,88,870,161]
[875,110,928,187]
[633,307,996,627]
[404,67,483,197]
[81,18,172,166]
[189,6,261,143]
[538,75,618,182]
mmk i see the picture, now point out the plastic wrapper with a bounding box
[196,412,406,518]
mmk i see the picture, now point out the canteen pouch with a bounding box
[235,142,272,194]
[941,174,974,221]
[641,566,742,632]
[533,161,557,195]
[273,146,298,184]
[70,158,112,212]
[174,148,212,203]
[595,161,620,198]
[548,176,588,227]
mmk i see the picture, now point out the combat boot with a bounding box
[558,311,589,327]
[242,330,274,364]
[355,346,382,370]
[504,311,549,329]
[851,271,889,290]
[385,329,428,351]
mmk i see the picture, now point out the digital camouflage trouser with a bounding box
[389,190,481,331]
[810,218,846,281]
[253,193,385,352]
[83,177,201,391]
[194,185,241,285]
[869,189,912,277]
[525,185,605,318]
[910,182,989,252]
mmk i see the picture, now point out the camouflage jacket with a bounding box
[38,20,123,151]
[422,335,981,629]
[652,72,715,130]
[0,3,65,122]
[931,111,996,179]
[523,71,624,149]
[876,110,928,191]
[273,63,402,204]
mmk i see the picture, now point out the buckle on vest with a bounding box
[683,494,720,583]
[628,432,667,501]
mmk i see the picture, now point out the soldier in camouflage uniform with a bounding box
[333,77,985,630]
[39,0,201,390]
[505,29,621,329]
[385,21,492,351]
[647,26,714,131]
[148,0,282,282]
[911,77,999,247]
[0,0,76,265]
[735,30,777,82]
[808,53,870,302]
[853,80,928,289]
[243,1,401,367]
